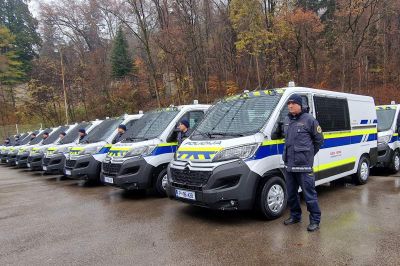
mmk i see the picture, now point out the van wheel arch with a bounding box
[254,170,287,219]
[152,163,169,196]
[352,154,370,185]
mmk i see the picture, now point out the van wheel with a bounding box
[389,150,400,174]
[257,176,287,220]
[155,168,168,197]
[352,156,370,185]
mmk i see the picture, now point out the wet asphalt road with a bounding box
[0,166,399,266]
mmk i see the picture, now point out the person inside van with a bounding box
[177,119,191,145]
[59,132,66,141]
[42,132,50,140]
[112,125,127,144]
[78,129,87,143]
[30,133,37,141]
[283,94,324,232]
[14,135,21,145]
[4,138,11,146]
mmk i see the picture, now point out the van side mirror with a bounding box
[271,122,284,140]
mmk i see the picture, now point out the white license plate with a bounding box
[27,163,30,168]
[104,176,114,184]
[175,189,196,200]
[43,166,47,171]
[16,161,19,165]
[65,170,71,176]
[6,159,9,163]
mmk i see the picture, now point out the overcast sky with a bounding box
[28,0,41,18]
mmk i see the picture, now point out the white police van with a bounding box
[26,124,78,170]
[167,87,377,219]
[42,120,103,174]
[101,103,210,195]
[376,104,400,173]
[64,113,143,182]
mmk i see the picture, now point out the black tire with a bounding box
[388,150,400,174]
[352,156,370,185]
[257,176,287,220]
[155,168,168,197]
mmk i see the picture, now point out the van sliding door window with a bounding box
[314,96,350,132]
[278,95,309,123]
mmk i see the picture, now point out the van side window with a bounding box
[278,95,309,123]
[182,111,205,129]
[314,96,350,132]
[124,119,137,130]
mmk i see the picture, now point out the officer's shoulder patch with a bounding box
[317,126,322,133]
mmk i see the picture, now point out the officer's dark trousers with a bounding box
[286,171,321,224]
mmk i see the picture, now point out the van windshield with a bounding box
[377,109,396,132]
[192,92,282,140]
[59,122,91,144]
[81,118,123,143]
[29,128,53,145]
[122,110,180,142]
[19,131,38,145]
[42,126,70,145]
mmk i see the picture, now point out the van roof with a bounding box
[376,105,398,110]
[223,87,374,102]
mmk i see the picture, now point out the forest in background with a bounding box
[1,0,400,137]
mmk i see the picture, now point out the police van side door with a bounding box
[313,95,352,181]
[395,108,400,149]
[166,110,206,143]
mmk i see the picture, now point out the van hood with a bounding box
[107,139,161,158]
[69,141,107,156]
[176,134,263,162]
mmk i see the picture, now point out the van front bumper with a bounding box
[166,160,260,211]
[64,155,100,180]
[42,154,65,174]
[6,153,17,166]
[1,153,9,163]
[27,154,44,170]
[16,153,29,168]
[100,157,155,190]
[377,143,393,166]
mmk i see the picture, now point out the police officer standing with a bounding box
[58,132,66,144]
[42,132,49,141]
[282,94,324,232]
[112,125,127,144]
[29,133,37,141]
[78,129,87,143]
[177,119,191,145]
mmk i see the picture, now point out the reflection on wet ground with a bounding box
[0,166,399,265]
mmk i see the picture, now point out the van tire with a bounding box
[352,156,370,185]
[257,176,287,220]
[155,168,168,197]
[388,150,400,174]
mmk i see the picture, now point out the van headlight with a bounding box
[378,135,391,145]
[212,144,259,162]
[124,145,157,158]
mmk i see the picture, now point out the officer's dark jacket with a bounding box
[283,112,324,172]
[78,135,86,144]
[112,132,124,144]
[178,129,191,145]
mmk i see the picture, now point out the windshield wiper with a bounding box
[125,136,149,142]
[191,131,212,139]
[208,132,245,138]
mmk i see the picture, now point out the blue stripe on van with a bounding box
[252,133,377,160]
[360,120,368,124]
[151,145,177,156]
